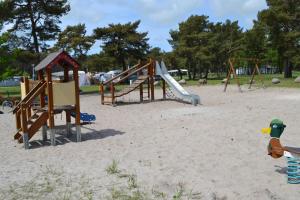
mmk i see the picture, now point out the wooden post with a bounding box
[111,83,115,105]
[15,111,21,130]
[24,77,32,119]
[149,59,155,101]
[73,67,81,142]
[139,83,143,102]
[224,59,242,92]
[162,79,166,100]
[147,78,150,99]
[224,61,232,92]
[100,84,104,104]
[46,67,55,146]
[38,70,45,108]
[21,103,29,149]
[249,63,256,89]
[64,66,69,82]
[255,62,265,88]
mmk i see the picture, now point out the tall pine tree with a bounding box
[258,0,300,78]
[54,23,95,63]
[0,0,70,54]
[94,20,149,71]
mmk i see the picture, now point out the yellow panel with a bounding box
[29,80,39,91]
[53,81,76,106]
[20,82,26,100]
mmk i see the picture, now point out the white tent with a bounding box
[52,70,91,87]
[78,71,91,87]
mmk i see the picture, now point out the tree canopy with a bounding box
[0,0,299,81]
[169,15,243,79]
[258,0,300,77]
[94,20,150,71]
[54,23,95,63]
[0,0,70,53]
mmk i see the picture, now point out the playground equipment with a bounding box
[156,61,200,106]
[70,111,96,123]
[224,58,265,92]
[13,51,82,149]
[100,59,155,105]
[100,59,200,106]
[262,119,300,184]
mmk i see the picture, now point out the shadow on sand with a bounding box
[29,125,125,149]
[115,98,197,106]
[274,165,287,175]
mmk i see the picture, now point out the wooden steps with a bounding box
[14,110,48,143]
[100,60,155,105]
[115,76,148,97]
[102,75,149,104]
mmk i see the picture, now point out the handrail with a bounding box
[13,80,45,114]
[24,82,47,108]
[103,62,141,85]
[117,63,151,84]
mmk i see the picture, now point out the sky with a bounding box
[3,0,268,53]
[61,0,268,53]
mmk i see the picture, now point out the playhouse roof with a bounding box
[35,50,79,71]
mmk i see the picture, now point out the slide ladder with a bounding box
[115,75,149,97]
[13,80,48,143]
[100,60,154,105]
[156,61,200,105]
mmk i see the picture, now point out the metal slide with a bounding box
[156,61,200,105]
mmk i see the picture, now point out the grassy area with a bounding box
[0,162,203,200]
[0,86,21,97]
[1,71,299,98]
[183,71,300,88]
[80,84,126,94]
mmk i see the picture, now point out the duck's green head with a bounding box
[270,119,286,138]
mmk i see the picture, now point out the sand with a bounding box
[0,85,299,199]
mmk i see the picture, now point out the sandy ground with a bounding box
[0,85,299,199]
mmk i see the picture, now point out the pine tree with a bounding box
[258,0,300,78]
[0,0,70,53]
[94,20,149,71]
[55,23,95,63]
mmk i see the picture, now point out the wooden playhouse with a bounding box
[13,50,81,149]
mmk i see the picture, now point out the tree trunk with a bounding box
[188,62,192,80]
[27,0,39,54]
[176,67,183,80]
[204,67,209,79]
[122,58,127,71]
[192,65,196,80]
[283,58,292,78]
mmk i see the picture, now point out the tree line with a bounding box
[0,0,299,81]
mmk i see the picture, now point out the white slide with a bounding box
[156,61,200,105]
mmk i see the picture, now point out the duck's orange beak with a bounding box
[261,127,271,134]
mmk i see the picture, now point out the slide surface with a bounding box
[156,61,200,105]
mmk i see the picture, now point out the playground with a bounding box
[0,85,299,199]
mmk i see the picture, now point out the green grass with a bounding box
[1,71,299,98]
[180,71,300,88]
[80,84,126,94]
[0,86,21,97]
[105,160,121,175]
